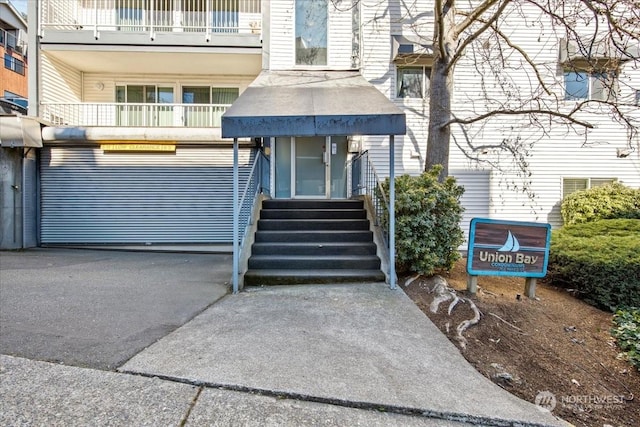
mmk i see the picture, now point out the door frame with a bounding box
[292,136,329,199]
[271,136,349,199]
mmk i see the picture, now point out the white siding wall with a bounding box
[41,52,83,124]
[268,0,354,70]
[360,0,396,176]
[356,0,640,229]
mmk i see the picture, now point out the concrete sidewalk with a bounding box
[1,354,471,426]
[118,283,567,426]
[1,279,569,426]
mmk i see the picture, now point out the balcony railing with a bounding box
[0,28,26,55]
[40,0,262,36]
[40,102,232,127]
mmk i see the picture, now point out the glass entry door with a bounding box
[274,136,348,199]
[295,136,326,197]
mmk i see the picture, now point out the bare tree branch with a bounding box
[447,0,512,73]
[443,108,595,129]
[454,0,502,37]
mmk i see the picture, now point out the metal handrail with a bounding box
[238,149,268,247]
[349,150,390,243]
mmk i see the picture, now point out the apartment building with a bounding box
[1,0,36,250]
[0,0,27,100]
[23,1,640,284]
[32,0,263,245]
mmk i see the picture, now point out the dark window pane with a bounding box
[397,67,424,98]
[126,86,144,103]
[182,86,210,103]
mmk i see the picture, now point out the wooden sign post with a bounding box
[466,218,551,298]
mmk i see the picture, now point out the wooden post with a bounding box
[525,277,537,299]
[467,275,478,295]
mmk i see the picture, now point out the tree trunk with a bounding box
[425,2,456,180]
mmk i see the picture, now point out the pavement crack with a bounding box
[119,370,556,427]
[179,385,203,427]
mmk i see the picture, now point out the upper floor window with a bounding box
[116,85,174,103]
[564,70,617,102]
[295,0,328,66]
[182,86,239,127]
[397,66,430,99]
[182,87,239,104]
[4,54,25,76]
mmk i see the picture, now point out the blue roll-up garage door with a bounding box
[40,146,254,244]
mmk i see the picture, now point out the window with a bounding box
[564,70,617,101]
[295,0,328,66]
[116,85,174,126]
[397,66,430,98]
[4,54,25,75]
[635,90,640,107]
[562,177,617,198]
[182,86,239,127]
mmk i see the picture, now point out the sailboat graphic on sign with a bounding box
[498,230,520,252]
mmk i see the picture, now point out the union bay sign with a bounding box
[467,218,551,278]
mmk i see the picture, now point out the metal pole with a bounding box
[389,135,396,289]
[233,137,239,294]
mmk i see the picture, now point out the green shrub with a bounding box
[548,219,640,311]
[611,307,640,371]
[561,182,640,226]
[379,165,465,276]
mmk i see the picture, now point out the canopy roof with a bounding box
[221,70,406,138]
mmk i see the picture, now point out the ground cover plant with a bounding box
[612,307,640,371]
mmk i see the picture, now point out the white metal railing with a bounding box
[40,102,232,127]
[40,0,262,36]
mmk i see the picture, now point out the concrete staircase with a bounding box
[244,199,385,285]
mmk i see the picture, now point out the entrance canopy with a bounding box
[221,70,406,137]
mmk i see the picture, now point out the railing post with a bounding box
[389,135,396,290]
[233,137,239,294]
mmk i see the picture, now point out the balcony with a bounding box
[40,0,262,37]
[0,28,26,56]
[41,102,232,127]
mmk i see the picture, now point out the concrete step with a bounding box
[258,219,370,231]
[254,230,374,243]
[260,209,367,220]
[251,242,377,256]
[262,199,364,210]
[248,255,381,270]
[243,269,386,286]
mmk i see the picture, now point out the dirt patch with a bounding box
[402,260,639,427]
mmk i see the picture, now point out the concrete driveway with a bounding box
[0,248,230,369]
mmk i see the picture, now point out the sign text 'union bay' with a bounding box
[467,218,551,278]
